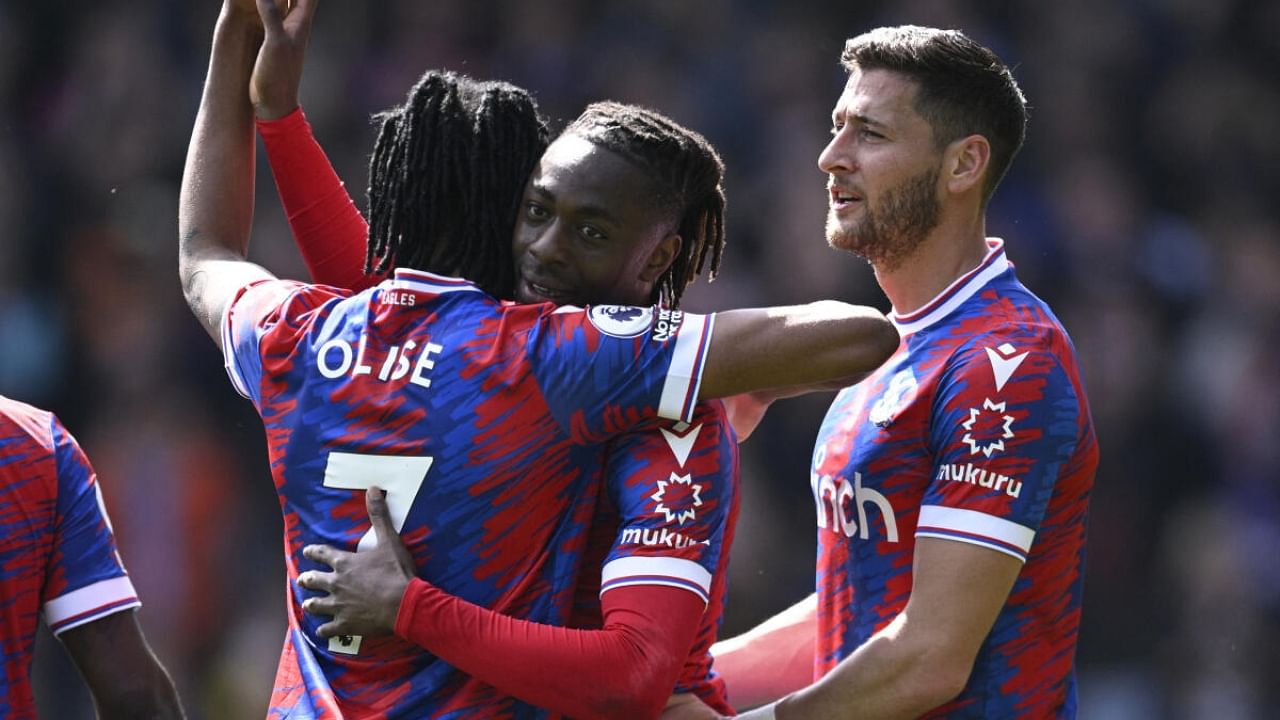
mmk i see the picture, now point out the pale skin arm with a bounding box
[709,593,817,710]
[757,538,1021,719]
[178,0,316,349]
[698,301,898,403]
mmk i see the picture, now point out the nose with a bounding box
[818,127,855,175]
[524,221,570,268]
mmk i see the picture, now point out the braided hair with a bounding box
[561,102,727,309]
[365,70,550,297]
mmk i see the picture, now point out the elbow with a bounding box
[585,673,671,720]
[899,654,971,715]
[580,652,679,720]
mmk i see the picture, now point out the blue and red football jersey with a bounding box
[222,268,728,719]
[0,396,139,719]
[810,240,1098,718]
[568,401,740,713]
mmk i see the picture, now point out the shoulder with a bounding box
[0,395,55,452]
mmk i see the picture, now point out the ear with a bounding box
[943,134,991,196]
[639,233,682,283]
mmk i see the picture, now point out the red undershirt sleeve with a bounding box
[256,107,382,292]
[395,579,704,720]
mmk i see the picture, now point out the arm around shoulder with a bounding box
[698,302,898,401]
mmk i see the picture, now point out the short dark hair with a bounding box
[366,70,550,297]
[561,102,727,309]
[842,25,1028,200]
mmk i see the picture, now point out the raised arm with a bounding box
[61,611,185,720]
[697,301,899,401]
[249,1,375,291]
[178,0,285,345]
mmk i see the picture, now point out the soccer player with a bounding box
[180,3,896,719]
[0,395,184,719]
[707,26,1099,719]
[251,29,766,716]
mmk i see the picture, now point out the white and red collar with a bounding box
[890,238,1009,336]
[386,268,483,295]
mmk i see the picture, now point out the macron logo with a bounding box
[660,422,702,468]
[985,343,1028,392]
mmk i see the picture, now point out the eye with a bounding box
[525,202,550,221]
[858,128,884,140]
[580,225,607,244]
[830,123,844,136]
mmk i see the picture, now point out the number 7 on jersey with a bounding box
[320,451,433,654]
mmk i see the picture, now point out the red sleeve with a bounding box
[395,580,703,720]
[256,107,382,292]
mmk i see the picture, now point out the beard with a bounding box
[826,165,941,272]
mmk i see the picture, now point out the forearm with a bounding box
[699,302,897,401]
[63,612,185,720]
[178,6,265,334]
[257,108,376,291]
[711,594,816,709]
[396,580,701,719]
[772,615,962,720]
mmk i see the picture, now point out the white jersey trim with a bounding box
[44,575,141,635]
[915,504,1034,562]
[221,289,253,400]
[600,556,713,604]
[891,239,1008,337]
[657,313,714,424]
[388,268,484,296]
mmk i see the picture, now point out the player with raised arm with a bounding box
[243,8,799,717]
[181,2,895,718]
[706,26,1099,720]
[0,395,184,719]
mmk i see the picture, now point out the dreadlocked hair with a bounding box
[365,70,550,297]
[562,102,727,309]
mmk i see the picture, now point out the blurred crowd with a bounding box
[2,0,1277,717]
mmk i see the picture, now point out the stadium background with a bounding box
[2,0,1276,717]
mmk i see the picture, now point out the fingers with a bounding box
[365,487,398,547]
[302,543,345,569]
[255,0,285,33]
[300,592,337,617]
[296,569,336,593]
[285,0,319,34]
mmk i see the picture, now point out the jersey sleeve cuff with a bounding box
[44,575,140,635]
[254,105,307,138]
[657,313,714,423]
[600,556,712,604]
[915,505,1035,561]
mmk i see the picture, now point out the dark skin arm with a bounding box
[61,611,185,719]
[178,0,317,348]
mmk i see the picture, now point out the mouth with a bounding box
[517,272,577,305]
[829,184,863,212]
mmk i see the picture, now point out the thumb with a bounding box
[366,487,396,544]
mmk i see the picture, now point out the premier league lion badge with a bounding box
[587,305,655,338]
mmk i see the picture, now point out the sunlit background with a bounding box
[3,0,1277,717]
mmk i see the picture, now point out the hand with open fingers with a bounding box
[297,487,416,638]
[249,0,317,120]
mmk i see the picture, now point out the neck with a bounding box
[873,211,989,317]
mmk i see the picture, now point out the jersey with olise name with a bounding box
[223,269,723,719]
[811,241,1098,718]
[0,396,139,719]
